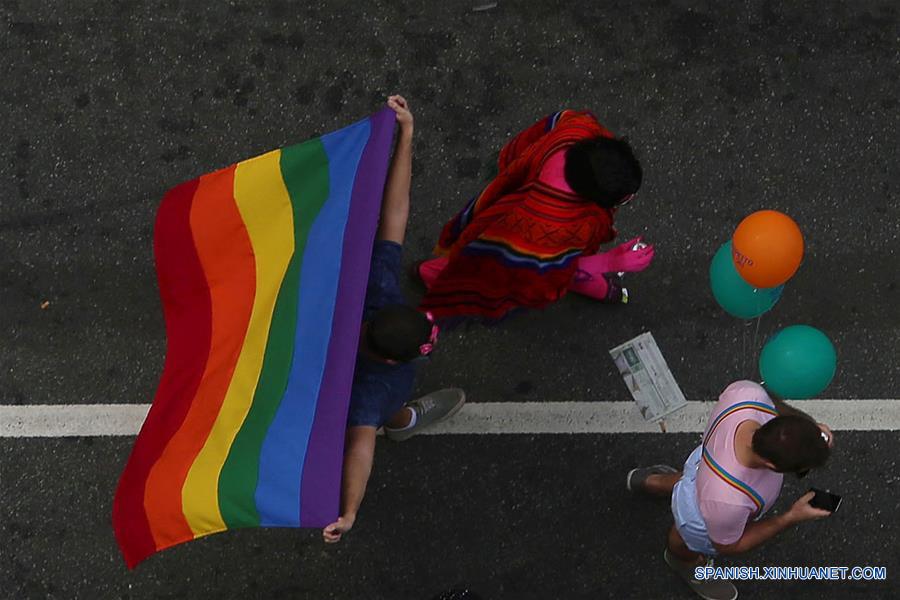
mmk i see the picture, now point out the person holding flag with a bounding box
[322,96,466,543]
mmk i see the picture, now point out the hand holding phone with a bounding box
[809,488,842,513]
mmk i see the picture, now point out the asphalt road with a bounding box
[1,1,898,599]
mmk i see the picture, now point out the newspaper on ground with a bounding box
[609,332,687,429]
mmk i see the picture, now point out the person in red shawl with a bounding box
[416,109,654,322]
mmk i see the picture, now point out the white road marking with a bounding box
[2,400,899,438]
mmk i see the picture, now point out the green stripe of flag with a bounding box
[218,139,331,528]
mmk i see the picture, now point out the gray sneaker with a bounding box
[384,388,466,441]
[626,464,679,493]
[664,549,738,600]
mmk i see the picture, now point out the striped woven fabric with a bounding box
[421,110,617,321]
[113,108,394,568]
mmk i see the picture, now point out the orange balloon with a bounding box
[732,210,804,288]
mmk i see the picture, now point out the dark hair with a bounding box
[367,304,431,362]
[564,137,642,208]
[751,416,830,473]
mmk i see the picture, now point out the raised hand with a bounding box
[817,423,835,449]
[387,95,413,133]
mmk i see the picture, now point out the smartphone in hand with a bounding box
[809,488,842,513]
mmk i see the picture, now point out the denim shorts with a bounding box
[671,445,718,556]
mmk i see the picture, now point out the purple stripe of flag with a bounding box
[298,107,396,525]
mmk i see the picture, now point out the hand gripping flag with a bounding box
[113,108,395,568]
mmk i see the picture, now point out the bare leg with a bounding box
[643,472,683,497]
[384,407,413,429]
[667,524,705,565]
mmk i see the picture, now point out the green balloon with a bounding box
[709,241,783,319]
[759,325,837,399]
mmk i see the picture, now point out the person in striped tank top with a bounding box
[627,380,835,600]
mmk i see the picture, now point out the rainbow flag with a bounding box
[113,108,395,568]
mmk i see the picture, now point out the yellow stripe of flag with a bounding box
[182,150,295,535]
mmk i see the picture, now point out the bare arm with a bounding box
[322,425,377,543]
[713,491,831,556]
[376,95,413,244]
[712,513,795,555]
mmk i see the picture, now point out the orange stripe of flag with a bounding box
[143,164,257,550]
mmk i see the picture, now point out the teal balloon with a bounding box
[759,325,837,399]
[709,241,783,319]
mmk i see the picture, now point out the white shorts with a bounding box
[671,445,718,556]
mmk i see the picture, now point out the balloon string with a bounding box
[752,313,763,376]
[740,321,745,376]
[742,319,753,377]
